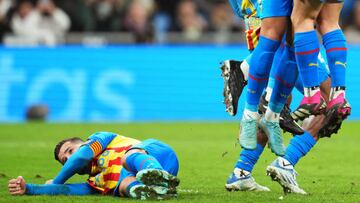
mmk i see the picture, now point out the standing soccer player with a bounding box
[222,0,339,192]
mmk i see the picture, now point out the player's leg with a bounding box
[260,39,302,156]
[267,58,330,194]
[259,44,304,135]
[240,0,290,150]
[292,52,331,120]
[122,139,179,189]
[123,149,164,172]
[240,17,285,150]
[242,0,295,155]
[226,130,270,191]
[262,40,287,108]
[291,0,327,118]
[267,115,326,194]
[317,2,351,120]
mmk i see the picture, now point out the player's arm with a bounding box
[52,132,117,184]
[9,176,97,196]
[26,183,97,195]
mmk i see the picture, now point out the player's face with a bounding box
[58,141,83,165]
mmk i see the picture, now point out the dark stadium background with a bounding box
[1,1,360,203]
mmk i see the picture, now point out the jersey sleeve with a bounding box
[25,183,97,195]
[52,132,117,184]
[228,0,243,18]
[86,132,117,156]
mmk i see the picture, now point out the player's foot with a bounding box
[258,117,285,156]
[258,93,304,135]
[280,105,304,135]
[129,184,176,200]
[318,98,351,138]
[328,91,351,120]
[220,60,247,116]
[291,91,327,121]
[239,112,259,150]
[266,157,307,195]
[318,89,351,138]
[225,171,270,192]
[136,169,180,190]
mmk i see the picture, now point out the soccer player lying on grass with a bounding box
[8,132,180,200]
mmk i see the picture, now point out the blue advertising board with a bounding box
[1,45,360,122]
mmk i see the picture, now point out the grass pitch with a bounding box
[0,122,359,203]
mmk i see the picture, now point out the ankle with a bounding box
[330,86,346,100]
[304,86,320,98]
[234,168,251,178]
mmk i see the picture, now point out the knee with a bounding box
[260,18,288,41]
[122,149,146,169]
[291,14,316,31]
[316,17,340,35]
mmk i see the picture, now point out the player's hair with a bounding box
[54,137,84,163]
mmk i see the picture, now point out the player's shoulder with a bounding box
[87,131,118,141]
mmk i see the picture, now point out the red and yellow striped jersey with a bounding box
[244,16,261,51]
[87,135,141,194]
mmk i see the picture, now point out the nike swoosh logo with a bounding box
[308,63,319,67]
[282,161,292,167]
[335,61,346,68]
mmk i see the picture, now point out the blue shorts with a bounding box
[295,52,330,93]
[261,0,293,19]
[114,139,179,196]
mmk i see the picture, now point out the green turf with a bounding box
[0,122,359,203]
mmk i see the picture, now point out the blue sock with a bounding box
[125,153,163,173]
[322,29,347,87]
[235,144,264,172]
[269,45,298,113]
[267,78,275,90]
[270,42,286,79]
[294,31,320,88]
[284,131,317,166]
[247,36,281,110]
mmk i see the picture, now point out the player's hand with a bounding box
[8,176,26,195]
[45,179,53,184]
